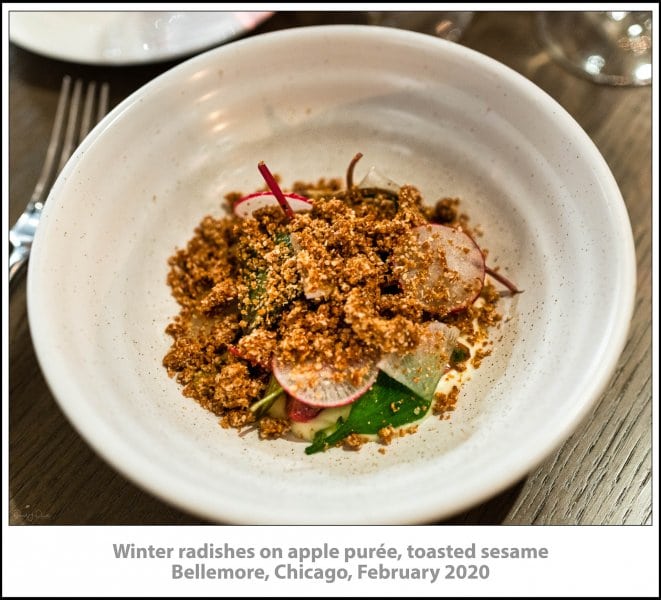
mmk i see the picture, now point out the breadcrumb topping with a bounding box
[163,169,505,446]
[343,434,370,450]
[378,424,420,445]
[433,385,461,419]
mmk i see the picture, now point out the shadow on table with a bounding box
[437,480,526,525]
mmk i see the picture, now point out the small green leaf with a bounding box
[304,372,430,454]
[450,343,470,366]
[243,269,267,326]
[274,231,291,247]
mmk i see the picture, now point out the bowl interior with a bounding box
[28,26,634,523]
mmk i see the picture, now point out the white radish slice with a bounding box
[289,233,334,300]
[272,357,378,408]
[357,166,401,194]
[233,191,312,218]
[378,321,459,401]
[398,224,485,316]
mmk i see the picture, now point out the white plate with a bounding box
[9,11,272,64]
[28,26,636,524]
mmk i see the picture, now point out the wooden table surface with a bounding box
[8,11,651,525]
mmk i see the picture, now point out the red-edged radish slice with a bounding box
[272,357,378,408]
[397,224,485,316]
[378,321,459,401]
[286,396,322,422]
[233,191,311,219]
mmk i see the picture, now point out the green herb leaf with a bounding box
[450,343,470,366]
[244,269,267,326]
[243,232,294,328]
[304,372,430,454]
[274,231,291,247]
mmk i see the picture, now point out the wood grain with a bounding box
[8,12,651,525]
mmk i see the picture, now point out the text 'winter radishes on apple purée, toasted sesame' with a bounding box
[163,154,520,454]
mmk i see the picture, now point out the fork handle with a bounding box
[9,244,29,285]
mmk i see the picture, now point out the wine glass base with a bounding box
[367,12,474,42]
[537,11,652,86]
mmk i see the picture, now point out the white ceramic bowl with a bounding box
[28,26,635,524]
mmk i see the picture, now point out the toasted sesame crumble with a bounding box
[378,424,420,445]
[162,158,515,454]
[433,386,461,419]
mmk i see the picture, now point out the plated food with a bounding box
[27,26,634,523]
[163,155,519,453]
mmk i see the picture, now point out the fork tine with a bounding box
[10,77,112,286]
[30,76,72,206]
[57,78,83,173]
[79,81,96,141]
[71,81,110,157]
[97,82,110,125]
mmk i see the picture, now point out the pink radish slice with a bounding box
[272,356,378,408]
[378,321,459,401]
[234,191,311,218]
[398,224,485,316]
[286,396,322,422]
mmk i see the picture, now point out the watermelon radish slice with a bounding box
[286,396,322,422]
[272,357,379,408]
[377,321,459,401]
[398,224,485,316]
[233,191,312,219]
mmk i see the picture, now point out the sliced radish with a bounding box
[286,396,322,422]
[233,191,312,219]
[272,356,378,408]
[378,321,459,401]
[289,232,335,300]
[398,224,485,316]
[357,166,401,194]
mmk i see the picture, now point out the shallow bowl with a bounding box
[28,26,635,524]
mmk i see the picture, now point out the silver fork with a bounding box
[9,76,110,284]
